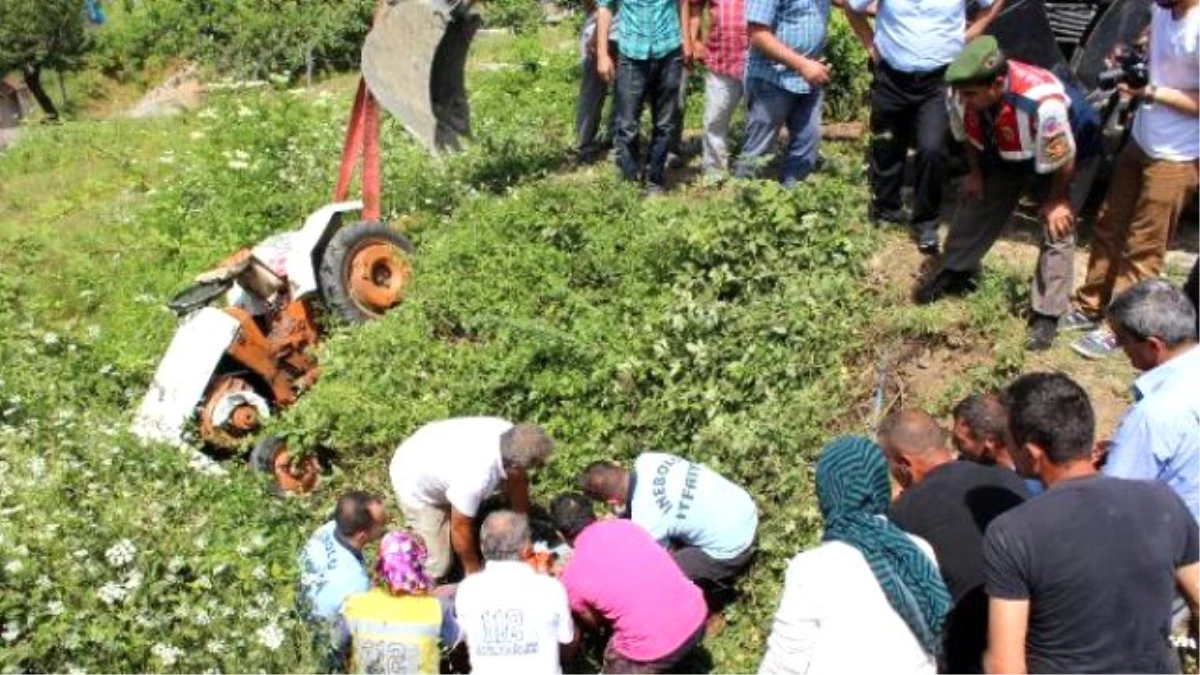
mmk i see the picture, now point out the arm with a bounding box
[965,0,1005,41]
[985,598,1030,674]
[748,24,830,85]
[450,508,483,575]
[831,0,877,60]
[685,0,705,64]
[1177,563,1199,621]
[1142,85,1200,116]
[505,469,531,514]
[596,6,615,82]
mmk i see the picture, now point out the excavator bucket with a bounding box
[361,0,482,154]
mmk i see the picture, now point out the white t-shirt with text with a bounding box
[1132,4,1200,161]
[456,561,576,674]
[389,417,512,517]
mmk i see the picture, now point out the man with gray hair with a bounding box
[390,418,555,579]
[454,510,577,673]
[1102,278,1199,521]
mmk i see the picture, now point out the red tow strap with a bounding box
[334,78,383,222]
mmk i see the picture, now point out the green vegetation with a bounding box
[0,17,1050,675]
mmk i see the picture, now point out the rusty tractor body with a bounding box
[132,202,413,474]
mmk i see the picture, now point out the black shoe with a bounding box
[915,269,978,305]
[917,240,940,256]
[1026,313,1059,351]
[870,206,908,226]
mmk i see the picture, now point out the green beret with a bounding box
[946,36,1006,85]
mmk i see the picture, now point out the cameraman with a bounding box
[1065,0,1200,359]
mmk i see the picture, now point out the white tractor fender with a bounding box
[286,200,364,299]
[131,307,242,448]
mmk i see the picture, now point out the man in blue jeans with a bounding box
[735,0,831,186]
[596,0,686,193]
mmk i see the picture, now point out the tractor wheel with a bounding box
[250,435,320,494]
[318,221,414,323]
[198,375,264,457]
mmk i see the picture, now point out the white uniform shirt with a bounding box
[1132,4,1200,161]
[456,561,576,674]
[758,535,939,675]
[389,417,512,517]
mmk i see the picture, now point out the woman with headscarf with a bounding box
[758,436,952,675]
[338,530,462,674]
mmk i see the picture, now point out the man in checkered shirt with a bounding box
[734,0,832,186]
[684,0,748,179]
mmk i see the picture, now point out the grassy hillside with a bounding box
[0,27,1041,675]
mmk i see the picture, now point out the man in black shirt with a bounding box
[880,410,1029,673]
[984,372,1200,674]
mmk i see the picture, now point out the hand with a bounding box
[692,41,707,66]
[962,169,984,201]
[683,40,694,68]
[1091,439,1111,469]
[1041,199,1075,240]
[597,50,615,84]
[797,57,831,86]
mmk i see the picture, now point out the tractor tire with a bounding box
[318,221,414,324]
[249,435,285,474]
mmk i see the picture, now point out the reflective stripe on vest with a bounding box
[342,589,442,674]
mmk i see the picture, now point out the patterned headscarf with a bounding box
[376,530,434,596]
[816,436,952,656]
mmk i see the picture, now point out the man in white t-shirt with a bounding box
[1065,0,1200,359]
[455,510,577,673]
[580,452,758,591]
[389,417,555,579]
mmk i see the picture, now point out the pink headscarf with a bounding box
[376,530,434,595]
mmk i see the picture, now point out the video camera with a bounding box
[1097,48,1149,90]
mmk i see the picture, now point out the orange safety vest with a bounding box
[954,61,1070,163]
[341,589,443,675]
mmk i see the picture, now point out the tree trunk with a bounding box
[21,64,59,121]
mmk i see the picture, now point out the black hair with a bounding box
[952,392,1010,445]
[1003,372,1094,465]
[334,491,382,538]
[578,461,625,500]
[550,492,596,540]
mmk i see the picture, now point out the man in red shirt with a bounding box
[684,0,747,179]
[917,36,1100,352]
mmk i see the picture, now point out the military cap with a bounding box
[945,36,1007,86]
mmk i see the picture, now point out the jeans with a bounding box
[576,41,619,160]
[614,48,685,187]
[868,60,949,246]
[735,77,822,187]
[702,70,745,175]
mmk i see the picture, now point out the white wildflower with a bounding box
[236,105,255,118]
[228,159,250,170]
[157,152,175,165]
[251,565,267,580]
[254,592,272,608]
[168,555,186,572]
[236,544,252,556]
[124,569,143,591]
[151,642,183,667]
[2,621,19,642]
[28,457,45,478]
[46,600,64,616]
[65,664,87,675]
[189,130,206,140]
[72,548,89,559]
[42,332,60,345]
[35,575,51,589]
[96,581,127,606]
[206,639,226,654]
[105,539,136,567]
[5,560,23,574]
[255,622,285,651]
[198,107,218,119]
[193,609,211,626]
[98,364,115,376]
[85,325,101,340]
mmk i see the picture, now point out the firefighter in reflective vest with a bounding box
[339,530,462,674]
[917,36,1101,351]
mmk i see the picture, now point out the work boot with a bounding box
[915,269,978,305]
[1026,313,1059,351]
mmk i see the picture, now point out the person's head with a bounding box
[1003,372,1095,481]
[500,423,555,473]
[335,491,388,551]
[479,510,533,562]
[579,460,630,509]
[946,36,1010,112]
[951,392,1012,465]
[550,492,596,545]
[815,436,892,523]
[375,530,434,596]
[1106,279,1198,372]
[877,410,953,489]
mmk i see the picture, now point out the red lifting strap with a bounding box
[333,78,383,222]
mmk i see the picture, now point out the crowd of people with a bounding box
[296,275,1199,674]
[574,0,1198,354]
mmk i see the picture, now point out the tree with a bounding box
[0,0,90,120]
